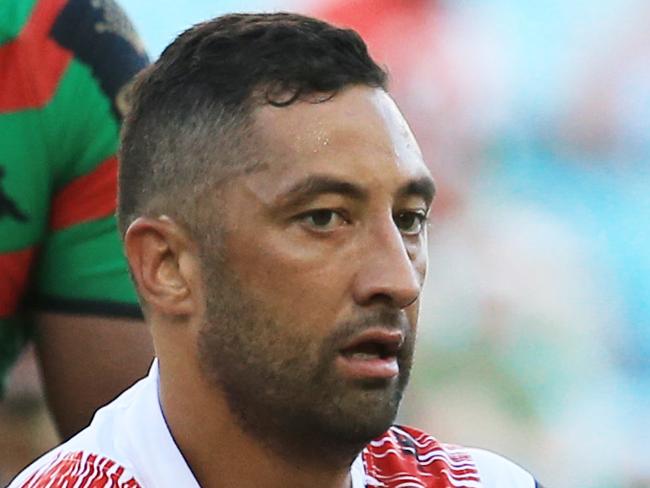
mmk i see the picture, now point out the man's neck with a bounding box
[158,356,357,488]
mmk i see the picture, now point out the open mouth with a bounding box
[336,329,404,380]
[340,336,401,360]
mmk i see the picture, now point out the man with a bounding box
[0,0,153,440]
[10,13,543,488]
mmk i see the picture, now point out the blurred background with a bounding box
[2,0,649,486]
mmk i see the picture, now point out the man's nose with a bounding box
[352,218,423,309]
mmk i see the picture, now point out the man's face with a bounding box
[196,86,433,457]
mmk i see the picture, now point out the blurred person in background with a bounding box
[10,12,544,488]
[0,0,154,481]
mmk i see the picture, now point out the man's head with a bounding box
[119,13,434,464]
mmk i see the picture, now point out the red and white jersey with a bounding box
[10,361,539,488]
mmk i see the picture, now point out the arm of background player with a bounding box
[35,313,154,439]
[27,0,152,439]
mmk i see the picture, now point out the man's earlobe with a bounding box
[124,216,197,317]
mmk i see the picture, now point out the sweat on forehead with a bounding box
[117,12,388,237]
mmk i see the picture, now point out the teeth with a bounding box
[350,351,380,360]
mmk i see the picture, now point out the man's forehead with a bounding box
[235,86,432,208]
[251,86,426,173]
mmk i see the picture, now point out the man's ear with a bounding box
[124,216,199,318]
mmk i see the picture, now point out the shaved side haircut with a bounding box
[118,13,387,239]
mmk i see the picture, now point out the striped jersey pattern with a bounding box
[364,426,481,487]
[0,0,147,391]
[18,451,141,488]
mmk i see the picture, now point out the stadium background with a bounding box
[2,0,649,486]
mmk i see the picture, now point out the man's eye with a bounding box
[300,209,346,231]
[394,210,427,235]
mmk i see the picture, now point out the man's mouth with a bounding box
[336,329,404,380]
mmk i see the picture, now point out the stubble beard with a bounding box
[196,258,415,466]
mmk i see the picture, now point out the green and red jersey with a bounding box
[0,0,148,392]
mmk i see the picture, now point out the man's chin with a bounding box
[320,385,403,442]
[352,375,397,390]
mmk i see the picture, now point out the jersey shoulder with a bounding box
[363,425,537,488]
[466,448,538,488]
[363,425,481,487]
[9,450,142,488]
[50,0,149,119]
[9,380,149,488]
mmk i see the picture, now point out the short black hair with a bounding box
[118,12,387,237]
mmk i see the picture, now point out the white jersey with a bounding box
[10,361,540,488]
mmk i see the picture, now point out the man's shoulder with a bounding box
[9,374,151,487]
[465,447,542,488]
[9,450,142,488]
[362,425,538,488]
[362,425,482,487]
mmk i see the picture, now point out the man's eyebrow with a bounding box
[280,175,368,205]
[397,177,436,205]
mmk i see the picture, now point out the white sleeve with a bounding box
[7,449,60,488]
[467,448,537,488]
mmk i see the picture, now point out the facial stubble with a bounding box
[196,251,416,466]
